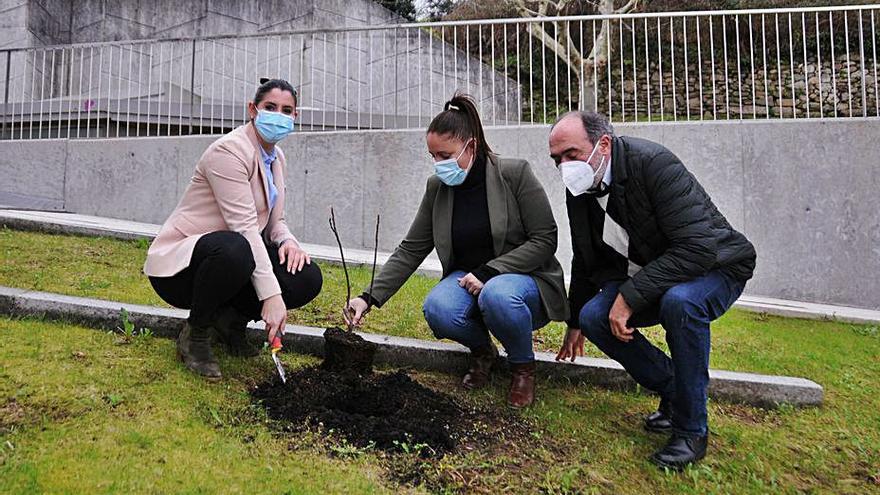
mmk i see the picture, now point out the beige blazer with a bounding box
[143,122,296,300]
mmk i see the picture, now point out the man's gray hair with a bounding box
[552,110,616,145]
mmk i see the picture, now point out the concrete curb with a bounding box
[2,209,878,325]
[0,286,823,409]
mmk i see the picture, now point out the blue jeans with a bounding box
[422,270,549,364]
[578,270,745,437]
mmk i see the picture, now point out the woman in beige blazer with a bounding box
[144,79,322,381]
[345,93,568,408]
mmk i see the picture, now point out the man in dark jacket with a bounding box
[549,111,756,470]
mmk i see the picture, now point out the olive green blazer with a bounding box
[366,154,569,322]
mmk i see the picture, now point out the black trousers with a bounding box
[149,231,323,327]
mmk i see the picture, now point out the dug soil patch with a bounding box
[321,326,377,374]
[251,366,532,457]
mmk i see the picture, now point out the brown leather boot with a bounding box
[177,321,222,381]
[212,306,259,357]
[461,343,498,390]
[508,361,536,408]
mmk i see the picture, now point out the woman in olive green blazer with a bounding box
[346,93,567,408]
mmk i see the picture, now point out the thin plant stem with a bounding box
[369,214,380,301]
[328,207,353,331]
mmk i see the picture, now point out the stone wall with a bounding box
[596,56,879,119]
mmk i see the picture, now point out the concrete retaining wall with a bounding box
[1,118,878,310]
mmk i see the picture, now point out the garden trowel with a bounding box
[270,336,287,383]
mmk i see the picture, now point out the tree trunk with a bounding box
[512,0,641,115]
[581,75,597,111]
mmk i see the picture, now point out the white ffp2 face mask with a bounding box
[560,145,605,196]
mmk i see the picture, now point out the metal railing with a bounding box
[1,4,878,140]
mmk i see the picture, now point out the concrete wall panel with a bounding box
[741,120,880,309]
[296,131,366,247]
[0,137,65,209]
[278,130,309,237]
[64,137,183,224]
[361,129,433,252]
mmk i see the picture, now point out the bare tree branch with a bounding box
[512,0,645,111]
[526,21,582,69]
[619,0,642,14]
[518,5,541,16]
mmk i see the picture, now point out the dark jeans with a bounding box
[577,270,745,437]
[149,231,323,328]
[422,270,549,364]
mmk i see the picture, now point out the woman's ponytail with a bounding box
[428,92,492,157]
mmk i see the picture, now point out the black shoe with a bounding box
[177,321,222,381]
[644,396,674,433]
[649,433,708,471]
[212,306,259,358]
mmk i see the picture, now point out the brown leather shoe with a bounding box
[177,321,222,381]
[508,361,536,408]
[461,343,498,390]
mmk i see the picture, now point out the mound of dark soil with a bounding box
[321,326,377,374]
[251,367,526,456]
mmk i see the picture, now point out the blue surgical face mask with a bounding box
[254,109,295,144]
[433,139,474,187]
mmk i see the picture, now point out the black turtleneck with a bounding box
[359,154,499,308]
[451,154,499,283]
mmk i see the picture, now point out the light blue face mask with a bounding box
[254,109,295,144]
[433,139,474,187]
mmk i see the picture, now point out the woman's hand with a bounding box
[344,297,370,327]
[262,294,288,344]
[458,273,484,296]
[278,240,311,274]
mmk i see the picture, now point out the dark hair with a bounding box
[427,92,492,157]
[254,78,298,106]
[552,110,615,145]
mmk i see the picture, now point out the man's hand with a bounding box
[278,240,311,274]
[344,297,370,327]
[262,294,288,344]
[458,273,484,296]
[556,327,585,362]
[609,294,635,343]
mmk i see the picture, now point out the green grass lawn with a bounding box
[0,318,398,494]
[1,228,879,494]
